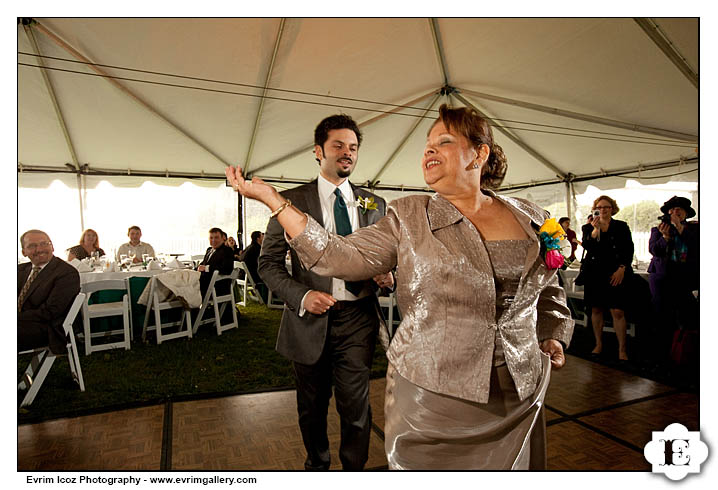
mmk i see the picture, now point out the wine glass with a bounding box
[127,249,137,266]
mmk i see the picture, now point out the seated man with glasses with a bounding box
[18,229,80,354]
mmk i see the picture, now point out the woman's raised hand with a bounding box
[225,165,281,208]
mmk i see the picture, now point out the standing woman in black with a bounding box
[581,195,634,361]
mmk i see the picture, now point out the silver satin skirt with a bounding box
[384,353,551,470]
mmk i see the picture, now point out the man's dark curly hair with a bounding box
[313,114,362,163]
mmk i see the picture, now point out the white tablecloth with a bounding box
[79,268,171,284]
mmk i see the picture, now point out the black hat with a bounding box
[660,196,696,219]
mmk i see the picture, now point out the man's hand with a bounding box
[303,290,337,315]
[373,272,394,289]
[609,266,625,286]
[132,256,142,264]
[197,265,207,272]
[540,339,566,369]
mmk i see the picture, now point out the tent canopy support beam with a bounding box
[634,18,698,90]
[34,21,232,170]
[458,87,696,142]
[24,24,85,231]
[243,18,286,175]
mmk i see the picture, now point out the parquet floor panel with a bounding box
[369,377,386,434]
[547,421,650,470]
[546,355,674,415]
[578,392,699,449]
[18,405,164,471]
[172,387,388,470]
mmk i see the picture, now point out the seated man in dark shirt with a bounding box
[238,231,268,303]
[18,229,80,354]
[197,227,235,298]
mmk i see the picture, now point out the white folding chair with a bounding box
[80,279,132,355]
[266,289,284,310]
[191,254,205,268]
[378,291,401,337]
[141,275,193,344]
[18,293,86,407]
[235,261,264,306]
[192,269,240,335]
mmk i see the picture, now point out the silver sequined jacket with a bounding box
[289,191,574,403]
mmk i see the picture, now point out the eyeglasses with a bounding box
[24,241,52,251]
[595,206,612,210]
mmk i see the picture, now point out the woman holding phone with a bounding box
[580,195,634,361]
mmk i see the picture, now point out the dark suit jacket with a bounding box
[238,241,262,284]
[258,180,387,365]
[198,244,235,296]
[18,256,80,354]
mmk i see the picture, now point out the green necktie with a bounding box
[333,188,363,296]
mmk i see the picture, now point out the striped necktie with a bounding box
[333,188,364,296]
[18,266,40,312]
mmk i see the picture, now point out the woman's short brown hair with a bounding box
[592,195,620,215]
[431,104,508,189]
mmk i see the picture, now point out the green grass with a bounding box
[18,302,388,424]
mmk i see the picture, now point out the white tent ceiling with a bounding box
[18,17,698,194]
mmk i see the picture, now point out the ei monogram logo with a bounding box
[643,423,708,481]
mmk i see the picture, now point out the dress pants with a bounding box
[292,296,378,470]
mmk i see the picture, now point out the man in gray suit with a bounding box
[258,114,392,470]
[18,230,80,354]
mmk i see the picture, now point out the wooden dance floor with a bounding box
[18,354,699,471]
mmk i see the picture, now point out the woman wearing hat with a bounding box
[648,196,699,360]
[581,195,634,361]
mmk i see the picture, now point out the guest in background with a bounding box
[238,231,264,284]
[648,196,699,362]
[116,226,155,263]
[558,217,579,262]
[67,229,105,261]
[581,195,634,361]
[18,230,80,354]
[197,227,234,298]
[226,236,240,256]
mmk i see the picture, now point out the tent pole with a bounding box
[24,24,85,231]
[565,181,572,222]
[453,92,568,180]
[634,18,698,90]
[370,94,441,186]
[458,87,696,142]
[429,18,450,86]
[33,21,232,169]
[244,18,286,175]
[248,90,439,175]
[237,194,244,249]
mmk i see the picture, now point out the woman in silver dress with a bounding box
[226,104,574,470]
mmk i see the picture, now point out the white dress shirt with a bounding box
[299,175,367,315]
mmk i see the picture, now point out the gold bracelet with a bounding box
[270,199,292,218]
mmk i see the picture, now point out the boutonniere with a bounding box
[538,218,570,269]
[350,196,378,215]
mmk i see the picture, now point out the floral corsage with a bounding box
[538,218,571,269]
[348,196,378,214]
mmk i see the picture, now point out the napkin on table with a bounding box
[147,259,163,270]
[166,258,183,269]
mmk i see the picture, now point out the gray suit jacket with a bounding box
[258,180,387,365]
[18,256,81,354]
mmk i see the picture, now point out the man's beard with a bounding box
[337,167,352,178]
